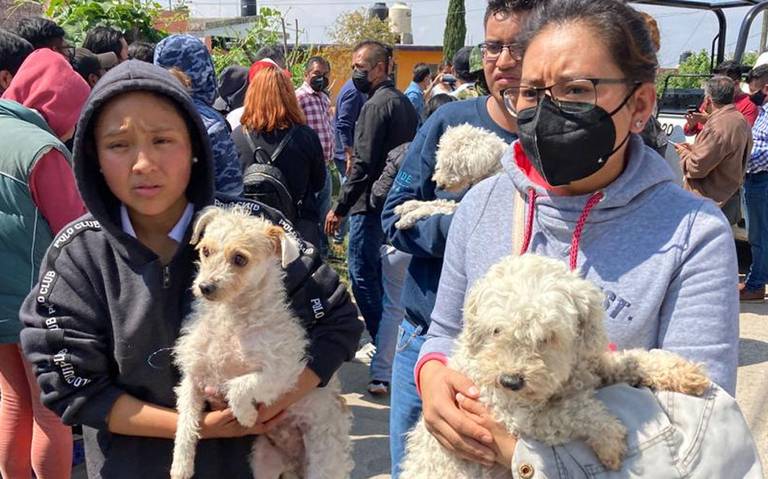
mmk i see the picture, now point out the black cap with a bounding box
[452,46,478,83]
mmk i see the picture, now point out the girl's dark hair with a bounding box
[519,0,658,83]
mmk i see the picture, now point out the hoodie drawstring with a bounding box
[519,188,604,271]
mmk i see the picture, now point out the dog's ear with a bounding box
[461,285,486,355]
[266,226,301,267]
[574,285,609,358]
[190,207,221,245]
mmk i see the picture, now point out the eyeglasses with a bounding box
[502,78,641,114]
[479,42,523,61]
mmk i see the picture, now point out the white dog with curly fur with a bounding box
[394,123,508,230]
[400,254,710,478]
[170,206,352,479]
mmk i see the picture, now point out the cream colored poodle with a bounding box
[170,206,352,479]
[401,254,710,478]
[394,123,508,229]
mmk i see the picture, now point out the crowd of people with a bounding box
[0,0,765,477]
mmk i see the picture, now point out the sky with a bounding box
[250,0,767,67]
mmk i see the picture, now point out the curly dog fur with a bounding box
[400,254,710,478]
[395,124,507,230]
[170,206,352,479]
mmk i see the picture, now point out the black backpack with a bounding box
[242,128,299,221]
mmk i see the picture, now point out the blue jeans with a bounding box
[347,213,385,340]
[745,172,768,290]
[333,158,349,242]
[389,320,425,478]
[370,246,411,383]
[316,165,333,256]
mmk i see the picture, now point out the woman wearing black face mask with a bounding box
[416,0,755,475]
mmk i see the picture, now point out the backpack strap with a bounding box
[243,127,295,166]
[269,127,296,164]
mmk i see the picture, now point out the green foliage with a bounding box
[442,0,466,65]
[656,49,712,96]
[656,49,762,96]
[209,7,317,88]
[327,7,399,46]
[31,0,168,44]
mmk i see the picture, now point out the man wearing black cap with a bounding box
[67,47,118,88]
[450,46,481,100]
[213,65,248,116]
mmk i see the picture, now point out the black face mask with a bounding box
[353,69,372,94]
[310,75,328,93]
[517,90,637,186]
[750,90,766,106]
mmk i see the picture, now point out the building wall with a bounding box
[324,45,444,101]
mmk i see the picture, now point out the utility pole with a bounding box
[761,11,768,53]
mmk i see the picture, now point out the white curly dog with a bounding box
[170,206,352,479]
[400,254,710,478]
[394,123,508,229]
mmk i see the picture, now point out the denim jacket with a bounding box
[507,384,763,478]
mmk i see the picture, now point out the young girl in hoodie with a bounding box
[0,48,89,479]
[19,60,362,478]
[414,0,750,476]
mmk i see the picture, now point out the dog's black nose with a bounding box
[499,374,525,391]
[198,281,217,297]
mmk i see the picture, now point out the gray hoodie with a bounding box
[422,134,738,395]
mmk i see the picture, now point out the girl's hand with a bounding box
[456,393,518,467]
[419,360,496,466]
[200,408,271,438]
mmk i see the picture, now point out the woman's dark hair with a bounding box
[13,17,65,49]
[128,41,155,63]
[83,26,124,58]
[519,0,658,83]
[424,93,457,121]
[0,29,33,74]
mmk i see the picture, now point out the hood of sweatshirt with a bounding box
[71,60,215,250]
[503,134,678,269]
[1,48,90,139]
[504,134,675,223]
[153,34,217,107]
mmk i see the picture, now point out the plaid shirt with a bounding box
[296,82,334,162]
[749,103,768,174]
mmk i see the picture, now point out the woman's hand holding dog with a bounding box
[419,361,497,467]
[455,393,518,468]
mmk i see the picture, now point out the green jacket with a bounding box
[0,100,71,343]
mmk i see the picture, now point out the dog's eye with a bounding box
[201,246,210,258]
[492,327,501,336]
[232,253,248,267]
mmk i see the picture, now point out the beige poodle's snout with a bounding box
[197,280,219,300]
[498,373,525,391]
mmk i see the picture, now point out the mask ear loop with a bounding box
[599,82,643,163]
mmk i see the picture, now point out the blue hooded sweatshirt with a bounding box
[382,96,517,331]
[154,34,243,196]
[422,135,739,395]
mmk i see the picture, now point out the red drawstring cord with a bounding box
[519,188,537,256]
[519,188,604,272]
[569,191,604,271]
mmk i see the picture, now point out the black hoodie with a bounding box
[19,61,362,478]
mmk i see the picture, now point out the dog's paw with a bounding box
[586,419,627,471]
[640,351,711,396]
[229,398,259,427]
[394,200,424,216]
[170,460,194,479]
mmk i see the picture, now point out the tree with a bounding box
[35,0,168,44]
[327,7,399,46]
[442,0,466,65]
[656,49,761,96]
